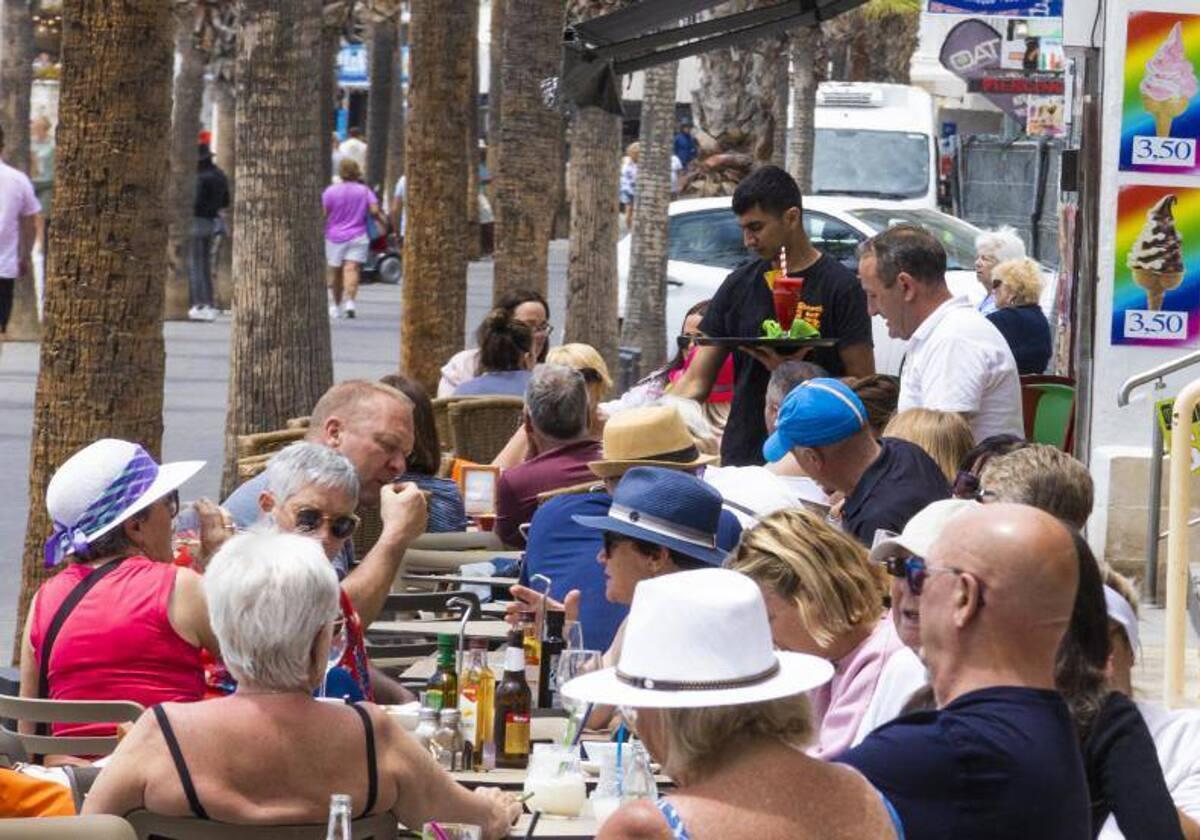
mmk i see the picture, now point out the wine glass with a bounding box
[564,619,585,651]
[555,649,603,745]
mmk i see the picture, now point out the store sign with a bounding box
[1155,397,1200,470]
[927,0,1062,17]
[940,20,1027,120]
[968,75,1065,95]
[338,43,368,86]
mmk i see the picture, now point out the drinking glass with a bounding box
[555,649,603,744]
[422,823,481,840]
[564,619,585,651]
[522,744,587,818]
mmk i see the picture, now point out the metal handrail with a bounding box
[1118,349,1200,406]
[1164,379,1200,707]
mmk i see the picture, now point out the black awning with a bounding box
[562,0,867,113]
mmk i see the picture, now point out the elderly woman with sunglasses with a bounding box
[985,257,1052,375]
[84,530,521,837]
[19,440,221,756]
[563,568,901,840]
[728,508,924,758]
[204,441,424,702]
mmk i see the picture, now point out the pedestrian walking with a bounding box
[189,143,230,322]
[0,124,42,345]
[322,158,387,319]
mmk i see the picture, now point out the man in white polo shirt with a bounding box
[857,223,1023,443]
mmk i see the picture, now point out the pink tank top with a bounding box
[30,556,205,737]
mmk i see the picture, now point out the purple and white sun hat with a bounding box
[43,439,204,568]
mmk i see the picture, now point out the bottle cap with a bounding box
[439,708,461,724]
[419,707,438,721]
[437,633,456,648]
[545,609,565,635]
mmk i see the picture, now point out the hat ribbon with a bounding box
[616,659,781,692]
[608,502,716,549]
[43,446,160,569]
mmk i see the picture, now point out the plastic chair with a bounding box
[0,695,145,759]
[0,816,137,839]
[1019,375,1076,451]
[125,810,398,840]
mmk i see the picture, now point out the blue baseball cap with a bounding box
[762,378,868,462]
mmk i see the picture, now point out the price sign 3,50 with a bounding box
[1124,309,1189,340]
[1131,136,1198,168]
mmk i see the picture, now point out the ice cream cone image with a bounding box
[1139,23,1198,139]
[1127,194,1186,311]
[1141,94,1189,137]
[1131,268,1184,310]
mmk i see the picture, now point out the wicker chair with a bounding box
[447,397,524,464]
[234,427,307,481]
[430,397,459,453]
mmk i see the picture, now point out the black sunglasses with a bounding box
[676,334,700,353]
[952,470,982,501]
[882,554,985,604]
[293,507,360,539]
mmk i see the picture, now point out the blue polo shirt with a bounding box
[843,438,951,546]
[838,686,1091,840]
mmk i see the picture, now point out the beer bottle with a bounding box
[493,628,532,768]
[538,609,566,710]
[426,633,458,711]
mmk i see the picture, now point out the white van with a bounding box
[811,82,939,211]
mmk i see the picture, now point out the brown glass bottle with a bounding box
[425,633,458,711]
[492,628,532,768]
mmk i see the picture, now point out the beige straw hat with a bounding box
[589,405,717,479]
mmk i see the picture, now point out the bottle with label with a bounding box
[426,633,458,711]
[493,628,532,768]
[325,793,353,840]
[538,609,566,710]
[519,610,541,708]
[459,638,496,771]
[434,708,464,771]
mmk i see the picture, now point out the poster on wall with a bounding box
[1119,12,1200,174]
[926,0,1061,17]
[1112,185,1199,347]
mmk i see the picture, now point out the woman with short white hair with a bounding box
[974,226,1026,314]
[85,530,521,836]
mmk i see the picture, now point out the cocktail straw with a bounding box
[780,245,788,278]
[569,704,593,747]
[427,821,451,840]
[616,723,627,797]
[524,810,542,839]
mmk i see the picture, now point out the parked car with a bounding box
[617,196,1056,375]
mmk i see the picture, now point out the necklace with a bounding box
[236,688,310,697]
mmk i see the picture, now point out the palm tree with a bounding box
[562,0,629,372]
[822,0,920,83]
[787,24,823,192]
[221,0,332,495]
[165,2,210,320]
[384,7,406,198]
[1,0,36,341]
[621,62,677,376]
[491,0,564,301]
[15,0,175,657]
[400,0,473,393]
[365,4,400,193]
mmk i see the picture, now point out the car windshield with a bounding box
[667,209,750,270]
[846,208,980,271]
[812,129,930,200]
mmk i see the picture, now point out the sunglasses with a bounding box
[881,554,985,604]
[675,334,699,352]
[163,489,180,519]
[293,507,360,539]
[952,470,982,501]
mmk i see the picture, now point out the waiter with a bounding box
[670,165,875,466]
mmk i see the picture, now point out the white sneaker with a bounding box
[344,299,356,319]
[200,306,217,322]
[329,303,341,319]
[188,306,207,322]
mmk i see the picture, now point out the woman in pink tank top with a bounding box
[18,439,221,744]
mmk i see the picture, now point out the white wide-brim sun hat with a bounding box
[46,438,205,549]
[561,567,833,709]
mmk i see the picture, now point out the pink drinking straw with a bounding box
[780,246,788,279]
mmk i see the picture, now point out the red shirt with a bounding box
[495,439,603,547]
[30,556,205,737]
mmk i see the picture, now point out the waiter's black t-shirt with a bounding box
[698,253,874,466]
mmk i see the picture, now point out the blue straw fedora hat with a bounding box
[572,466,728,567]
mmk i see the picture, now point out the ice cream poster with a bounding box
[1112,185,1200,347]
[1119,13,1200,175]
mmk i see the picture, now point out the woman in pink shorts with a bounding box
[322,158,388,319]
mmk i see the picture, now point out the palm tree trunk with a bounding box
[213,79,235,309]
[222,0,332,496]
[491,0,564,301]
[385,9,406,200]
[401,0,473,394]
[14,0,174,659]
[772,42,788,169]
[320,24,340,185]
[787,25,822,193]
[486,0,503,201]
[621,62,677,376]
[366,17,396,194]
[466,0,481,261]
[165,6,207,320]
[2,0,37,342]
[563,105,621,370]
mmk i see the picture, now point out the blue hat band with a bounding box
[608,502,717,550]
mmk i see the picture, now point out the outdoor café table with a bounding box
[369,618,512,641]
[401,573,520,589]
[510,812,599,838]
[402,648,508,680]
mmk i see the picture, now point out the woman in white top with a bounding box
[437,289,551,397]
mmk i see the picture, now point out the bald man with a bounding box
[837,504,1090,840]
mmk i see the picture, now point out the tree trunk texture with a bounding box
[365,17,395,193]
[485,0,502,200]
[1,0,36,341]
[867,11,919,84]
[490,0,564,302]
[320,24,340,185]
[384,10,406,202]
[401,0,472,394]
[14,0,173,659]
[787,25,822,193]
[213,79,236,309]
[693,0,785,164]
[465,0,481,261]
[222,0,332,496]
[771,43,788,169]
[563,105,621,372]
[621,62,676,376]
[164,9,207,321]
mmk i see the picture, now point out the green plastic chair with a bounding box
[1020,377,1076,450]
